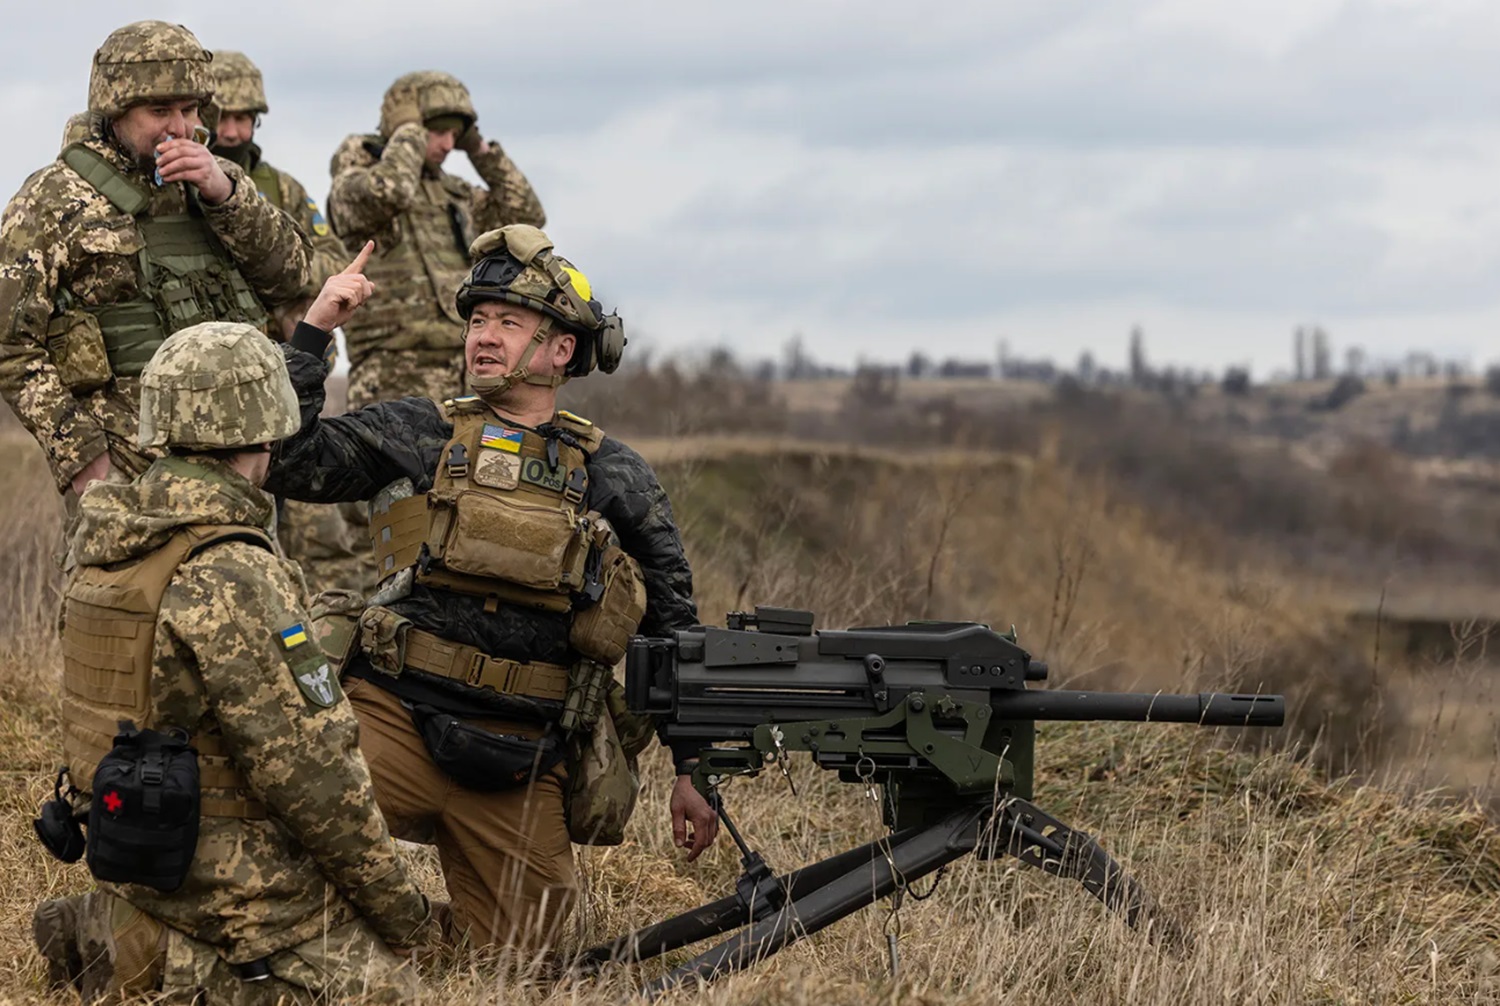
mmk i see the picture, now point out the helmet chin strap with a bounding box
[467,317,570,405]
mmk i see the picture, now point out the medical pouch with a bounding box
[86,725,200,893]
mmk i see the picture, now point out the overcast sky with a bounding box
[4,0,1500,377]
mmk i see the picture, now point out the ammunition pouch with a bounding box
[86,725,201,893]
[46,310,112,394]
[358,606,413,676]
[407,703,563,792]
[569,541,647,666]
[559,659,612,735]
[564,708,639,846]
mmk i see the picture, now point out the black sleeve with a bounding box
[264,344,452,503]
[585,436,698,636]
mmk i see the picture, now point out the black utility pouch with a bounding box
[34,767,85,863]
[408,704,563,793]
[86,724,201,893]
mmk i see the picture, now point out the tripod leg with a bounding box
[639,804,988,1000]
[575,825,920,972]
[991,798,1189,950]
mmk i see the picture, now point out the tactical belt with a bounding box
[403,628,569,702]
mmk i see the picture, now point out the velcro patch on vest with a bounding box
[474,449,521,490]
[520,456,566,492]
[279,623,309,648]
[479,424,523,454]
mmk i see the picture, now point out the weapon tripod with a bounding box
[575,789,1185,1000]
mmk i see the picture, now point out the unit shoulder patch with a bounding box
[293,659,340,708]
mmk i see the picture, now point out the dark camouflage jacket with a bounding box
[265,344,697,715]
[66,457,429,961]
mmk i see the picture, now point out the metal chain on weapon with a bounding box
[857,751,907,979]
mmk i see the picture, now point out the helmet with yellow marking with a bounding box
[455,225,625,378]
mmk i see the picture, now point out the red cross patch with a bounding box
[102,790,123,814]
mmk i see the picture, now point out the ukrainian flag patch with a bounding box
[306,197,330,237]
[279,623,309,648]
[480,424,523,453]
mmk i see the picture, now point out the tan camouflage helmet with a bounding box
[88,21,215,119]
[379,70,475,138]
[209,50,267,115]
[457,225,626,378]
[139,322,301,451]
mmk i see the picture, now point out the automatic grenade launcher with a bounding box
[580,607,1285,997]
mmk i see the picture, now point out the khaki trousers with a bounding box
[346,678,578,952]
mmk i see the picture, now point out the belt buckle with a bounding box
[465,653,485,687]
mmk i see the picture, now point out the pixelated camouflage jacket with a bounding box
[0,130,312,491]
[217,141,347,293]
[326,123,546,366]
[67,456,429,961]
[264,345,697,716]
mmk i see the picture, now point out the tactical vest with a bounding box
[341,145,473,364]
[373,399,604,612]
[248,160,284,210]
[60,143,271,377]
[60,524,273,819]
[364,401,652,705]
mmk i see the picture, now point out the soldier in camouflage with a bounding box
[265,225,719,951]
[207,49,347,331]
[33,265,434,1003]
[328,71,546,409]
[0,21,311,504]
[207,49,370,596]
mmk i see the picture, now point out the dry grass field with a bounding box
[3,398,1500,1002]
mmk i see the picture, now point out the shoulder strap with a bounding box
[60,143,149,216]
[555,409,606,451]
[184,526,275,560]
[248,160,283,209]
[441,395,487,420]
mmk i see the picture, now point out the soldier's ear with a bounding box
[552,332,577,368]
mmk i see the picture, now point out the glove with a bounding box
[457,122,486,156]
[384,91,422,131]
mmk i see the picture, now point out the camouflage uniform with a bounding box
[209,49,369,596]
[34,323,432,1004]
[265,332,695,949]
[328,71,546,408]
[0,23,311,495]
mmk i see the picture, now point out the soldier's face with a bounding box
[113,99,203,162]
[425,127,458,167]
[215,111,256,148]
[465,302,576,383]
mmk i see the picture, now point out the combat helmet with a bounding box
[208,50,267,115]
[138,322,300,451]
[379,70,475,138]
[456,225,626,389]
[88,21,214,119]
